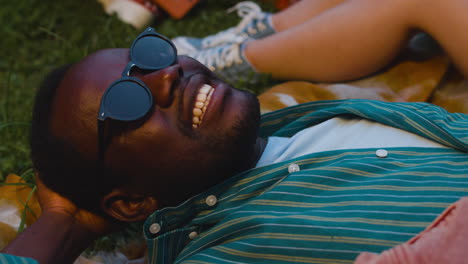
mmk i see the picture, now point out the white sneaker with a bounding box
[187,40,262,84]
[173,1,275,55]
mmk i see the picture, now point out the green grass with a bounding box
[1,0,276,253]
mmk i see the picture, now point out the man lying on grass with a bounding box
[2,28,468,264]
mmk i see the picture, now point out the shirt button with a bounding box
[376,149,388,158]
[288,163,300,173]
[188,231,198,239]
[149,223,161,234]
[205,195,217,207]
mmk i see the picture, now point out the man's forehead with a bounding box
[72,48,129,91]
[49,49,130,155]
[54,49,131,108]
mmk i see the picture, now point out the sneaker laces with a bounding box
[192,42,244,72]
[202,1,266,47]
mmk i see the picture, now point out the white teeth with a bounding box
[192,84,214,128]
[199,85,211,94]
[197,93,207,101]
[193,108,202,117]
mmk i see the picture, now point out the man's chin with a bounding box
[192,91,260,190]
[222,91,260,170]
[162,90,260,206]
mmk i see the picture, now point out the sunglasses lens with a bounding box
[132,36,176,69]
[104,80,152,121]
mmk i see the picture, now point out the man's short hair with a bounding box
[30,65,127,214]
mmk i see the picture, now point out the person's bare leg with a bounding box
[271,0,346,32]
[244,0,468,82]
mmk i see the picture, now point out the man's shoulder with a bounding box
[260,99,449,120]
[259,99,468,152]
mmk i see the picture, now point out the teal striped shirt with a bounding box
[2,100,467,264]
[144,100,468,264]
[0,254,37,264]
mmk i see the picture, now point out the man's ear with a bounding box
[101,189,158,222]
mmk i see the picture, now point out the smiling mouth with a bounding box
[192,84,215,128]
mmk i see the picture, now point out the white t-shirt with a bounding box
[256,117,448,167]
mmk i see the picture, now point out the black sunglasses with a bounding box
[97,27,177,171]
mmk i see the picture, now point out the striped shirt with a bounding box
[144,100,468,264]
[2,99,467,264]
[0,254,37,264]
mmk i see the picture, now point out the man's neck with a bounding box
[251,137,268,167]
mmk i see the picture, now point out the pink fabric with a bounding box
[354,197,468,264]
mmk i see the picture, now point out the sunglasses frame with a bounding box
[96,27,178,175]
[98,27,178,121]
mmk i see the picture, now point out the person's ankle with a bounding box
[268,14,281,32]
[241,40,260,73]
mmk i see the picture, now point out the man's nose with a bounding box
[139,63,182,108]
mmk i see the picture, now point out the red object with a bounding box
[263,0,301,10]
[152,0,200,19]
[133,0,159,13]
